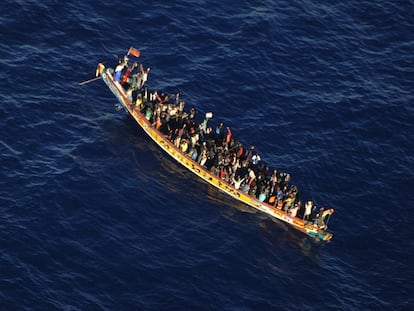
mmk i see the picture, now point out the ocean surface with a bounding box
[1,1,413,310]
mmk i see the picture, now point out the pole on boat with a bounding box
[79,63,106,86]
[325,213,333,229]
[78,76,101,86]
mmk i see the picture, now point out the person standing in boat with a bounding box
[171,92,180,105]
[243,146,255,165]
[139,67,151,89]
[269,169,279,195]
[130,70,142,92]
[289,202,300,218]
[313,208,334,229]
[215,122,225,145]
[303,201,313,221]
[121,61,138,86]
[114,55,128,82]
[282,192,295,212]
[251,152,261,168]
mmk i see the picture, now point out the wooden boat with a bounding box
[93,48,334,242]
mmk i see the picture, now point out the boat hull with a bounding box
[100,69,333,242]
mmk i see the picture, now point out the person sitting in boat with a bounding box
[168,103,179,118]
[178,100,185,114]
[276,187,284,207]
[169,92,180,105]
[179,138,189,153]
[199,149,209,167]
[189,144,199,161]
[247,168,256,185]
[239,180,250,193]
[248,181,258,197]
[153,110,162,130]
[282,192,295,212]
[190,129,200,150]
[232,175,246,190]
[288,201,301,218]
[144,106,153,121]
[257,180,270,202]
[231,157,241,179]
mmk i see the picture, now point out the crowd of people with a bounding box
[110,53,334,230]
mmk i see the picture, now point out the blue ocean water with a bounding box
[1,0,413,310]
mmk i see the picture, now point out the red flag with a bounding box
[128,47,140,57]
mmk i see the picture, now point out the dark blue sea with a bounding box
[1,1,413,310]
